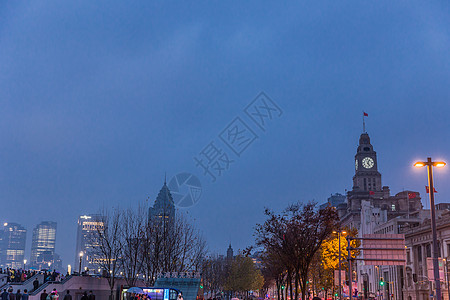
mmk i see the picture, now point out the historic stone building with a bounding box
[403,208,450,300]
[338,132,422,232]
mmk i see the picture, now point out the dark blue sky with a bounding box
[1,1,450,268]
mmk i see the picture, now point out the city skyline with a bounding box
[1,1,450,271]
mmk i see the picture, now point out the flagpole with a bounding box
[362,113,366,133]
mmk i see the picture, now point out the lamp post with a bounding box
[79,251,84,274]
[333,230,347,300]
[23,259,27,270]
[414,157,446,300]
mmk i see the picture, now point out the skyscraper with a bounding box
[74,215,104,272]
[30,221,57,269]
[0,223,27,269]
[149,179,175,228]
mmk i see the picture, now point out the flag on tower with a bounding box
[363,112,368,117]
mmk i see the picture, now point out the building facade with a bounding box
[30,221,57,270]
[403,208,450,300]
[0,222,27,269]
[328,131,424,300]
[74,215,104,272]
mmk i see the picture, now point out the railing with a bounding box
[30,275,73,296]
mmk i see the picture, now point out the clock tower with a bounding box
[352,133,382,192]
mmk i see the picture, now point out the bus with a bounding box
[121,287,181,300]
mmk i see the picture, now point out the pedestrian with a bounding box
[87,291,95,300]
[33,278,39,291]
[15,290,21,300]
[63,291,71,300]
[8,289,15,300]
[22,289,29,300]
[50,289,59,300]
[40,290,48,300]
[80,292,88,300]
[0,289,7,300]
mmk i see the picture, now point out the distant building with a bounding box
[149,179,175,230]
[435,203,450,211]
[30,221,57,269]
[74,215,104,272]
[320,193,346,210]
[226,244,233,261]
[0,222,27,269]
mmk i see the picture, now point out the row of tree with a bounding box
[255,202,340,300]
[202,254,264,299]
[91,205,207,299]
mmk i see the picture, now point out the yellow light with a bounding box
[342,231,347,234]
[332,231,337,234]
[434,162,446,168]
[79,251,84,257]
[414,162,425,168]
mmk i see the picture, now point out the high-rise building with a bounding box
[74,215,104,272]
[30,221,57,269]
[149,179,175,229]
[0,223,27,269]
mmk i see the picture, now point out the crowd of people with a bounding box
[0,269,37,284]
[0,268,62,285]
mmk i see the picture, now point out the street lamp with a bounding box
[414,157,446,300]
[79,251,84,275]
[23,259,27,269]
[333,230,347,300]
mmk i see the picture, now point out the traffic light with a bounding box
[281,285,285,290]
[200,285,203,289]
[379,277,384,286]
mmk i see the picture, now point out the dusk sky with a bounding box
[1,1,450,268]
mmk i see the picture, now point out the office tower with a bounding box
[0,223,27,269]
[74,215,104,272]
[30,221,57,269]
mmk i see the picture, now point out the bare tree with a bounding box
[92,208,123,300]
[121,205,146,286]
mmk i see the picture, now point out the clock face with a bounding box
[355,159,358,170]
[362,157,374,169]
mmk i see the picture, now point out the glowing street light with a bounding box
[23,259,27,269]
[414,157,446,300]
[79,251,84,274]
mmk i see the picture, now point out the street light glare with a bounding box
[434,162,446,168]
[414,162,425,168]
[79,251,84,257]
